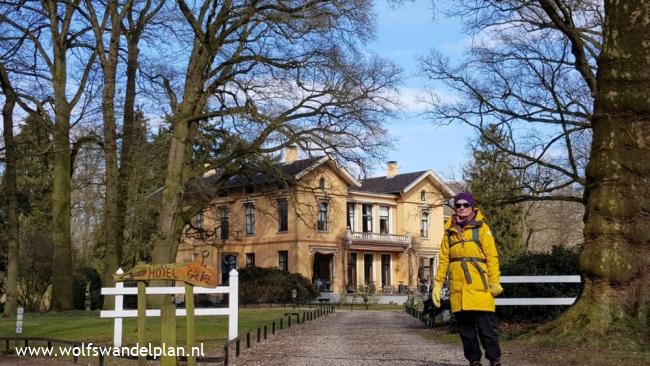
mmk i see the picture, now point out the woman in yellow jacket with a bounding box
[432,192,504,366]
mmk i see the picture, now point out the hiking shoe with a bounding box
[470,362,482,366]
[489,361,502,366]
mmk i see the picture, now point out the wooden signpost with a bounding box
[114,251,216,366]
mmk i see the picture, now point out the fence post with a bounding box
[228,269,239,341]
[114,268,124,347]
[137,282,147,366]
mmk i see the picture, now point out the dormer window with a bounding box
[319,177,325,189]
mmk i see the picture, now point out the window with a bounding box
[245,203,255,235]
[194,210,204,229]
[219,206,229,240]
[362,204,373,233]
[278,250,288,271]
[420,211,429,238]
[379,206,389,234]
[317,202,328,231]
[221,254,237,284]
[418,257,434,282]
[364,254,374,285]
[246,253,255,267]
[319,177,325,189]
[421,190,426,201]
[347,202,355,231]
[381,254,391,287]
[277,199,288,232]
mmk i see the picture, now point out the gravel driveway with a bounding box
[230,310,468,366]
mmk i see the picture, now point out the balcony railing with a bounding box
[349,231,411,245]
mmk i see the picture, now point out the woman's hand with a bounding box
[432,282,443,307]
[490,283,503,297]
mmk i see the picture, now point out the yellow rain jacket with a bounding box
[434,209,501,313]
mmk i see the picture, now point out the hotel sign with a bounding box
[114,255,217,287]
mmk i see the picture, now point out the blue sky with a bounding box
[367,0,475,179]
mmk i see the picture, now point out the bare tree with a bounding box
[421,0,602,203]
[540,0,650,337]
[83,0,133,308]
[148,0,402,268]
[0,63,20,316]
[0,0,98,310]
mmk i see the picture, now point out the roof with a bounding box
[354,171,429,194]
[200,156,360,190]
[220,156,324,188]
[353,170,456,197]
[190,156,454,198]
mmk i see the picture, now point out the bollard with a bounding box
[264,325,268,339]
[223,344,229,366]
[257,328,261,343]
[236,339,240,356]
[246,332,250,348]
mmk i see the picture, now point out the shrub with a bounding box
[497,245,581,322]
[239,266,318,305]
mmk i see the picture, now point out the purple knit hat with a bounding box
[454,192,475,206]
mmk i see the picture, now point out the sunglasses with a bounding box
[454,203,471,209]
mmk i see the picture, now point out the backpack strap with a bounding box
[448,227,484,255]
[472,227,483,254]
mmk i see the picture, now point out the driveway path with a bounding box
[230,310,468,366]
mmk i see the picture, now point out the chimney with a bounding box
[284,145,298,163]
[387,161,398,178]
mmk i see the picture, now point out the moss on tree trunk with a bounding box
[541,0,650,338]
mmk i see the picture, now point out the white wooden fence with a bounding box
[495,275,581,306]
[100,268,239,346]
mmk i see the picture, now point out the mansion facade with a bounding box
[176,147,455,299]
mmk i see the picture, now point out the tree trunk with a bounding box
[0,64,20,317]
[115,38,140,267]
[543,0,650,336]
[152,42,211,265]
[152,117,192,265]
[97,0,123,310]
[50,30,74,311]
[51,106,74,311]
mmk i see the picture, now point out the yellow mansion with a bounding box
[176,147,455,301]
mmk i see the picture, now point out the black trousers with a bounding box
[455,311,501,363]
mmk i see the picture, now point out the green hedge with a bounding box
[239,266,318,305]
[496,245,582,322]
